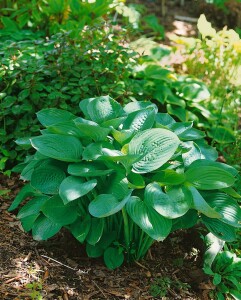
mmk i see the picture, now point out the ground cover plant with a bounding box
[9,96,241,269]
[204,250,241,300]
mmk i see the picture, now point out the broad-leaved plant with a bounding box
[10,96,241,269]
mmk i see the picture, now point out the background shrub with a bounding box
[0,28,137,170]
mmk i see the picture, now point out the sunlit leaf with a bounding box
[126,196,172,241]
[129,128,180,173]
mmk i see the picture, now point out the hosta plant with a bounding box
[9,96,241,269]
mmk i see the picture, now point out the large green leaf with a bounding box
[86,218,104,245]
[209,126,236,144]
[82,142,114,161]
[31,134,83,162]
[155,113,176,127]
[86,96,124,123]
[187,159,238,177]
[145,183,192,218]
[106,173,129,200]
[203,192,241,228]
[144,64,171,80]
[186,164,235,190]
[167,104,186,122]
[111,128,134,145]
[20,160,39,181]
[42,195,78,225]
[59,176,97,204]
[182,141,202,167]
[126,196,172,241]
[189,187,221,218]
[8,184,38,211]
[31,164,66,195]
[79,97,94,119]
[128,128,180,174]
[37,108,75,127]
[104,247,124,270]
[21,214,40,232]
[68,215,91,243]
[122,107,156,133]
[195,139,218,161]
[68,161,112,177]
[169,122,193,136]
[46,121,85,138]
[89,193,131,218]
[32,214,62,241]
[101,116,126,129]
[181,82,210,101]
[17,196,49,219]
[201,215,236,242]
[152,170,186,185]
[127,172,145,189]
[74,118,111,141]
[86,243,104,258]
[123,101,158,114]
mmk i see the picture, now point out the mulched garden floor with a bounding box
[0,173,215,300]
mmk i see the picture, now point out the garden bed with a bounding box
[0,175,213,300]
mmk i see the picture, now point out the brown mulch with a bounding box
[0,173,216,300]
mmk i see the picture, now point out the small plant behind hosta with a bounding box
[9,96,241,269]
[0,28,137,171]
[170,14,241,150]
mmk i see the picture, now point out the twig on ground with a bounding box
[3,276,21,284]
[40,255,77,271]
[134,261,149,270]
[92,280,108,299]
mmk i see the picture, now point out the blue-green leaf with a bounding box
[104,247,124,269]
[17,196,49,219]
[31,164,66,195]
[42,195,78,225]
[32,214,62,241]
[86,218,104,245]
[189,187,221,218]
[202,215,236,242]
[31,134,83,162]
[86,96,124,123]
[68,215,91,243]
[89,193,131,218]
[145,183,192,218]
[37,108,75,127]
[68,161,112,177]
[59,176,97,204]
[129,128,180,174]
[126,196,172,241]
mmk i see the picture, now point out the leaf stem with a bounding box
[122,207,130,252]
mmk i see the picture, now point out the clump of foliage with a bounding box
[9,96,241,269]
[0,0,118,39]
[204,250,241,300]
[0,29,137,170]
[170,14,241,165]
[131,60,211,123]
